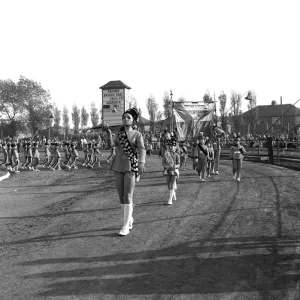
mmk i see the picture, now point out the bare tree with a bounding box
[146,95,158,133]
[163,91,172,119]
[53,105,61,134]
[156,111,163,122]
[128,95,137,108]
[203,90,213,103]
[247,90,258,134]
[218,91,227,131]
[178,96,186,102]
[72,104,80,134]
[81,106,89,129]
[230,91,243,133]
[90,101,99,127]
[62,106,70,135]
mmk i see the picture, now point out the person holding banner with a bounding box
[110,107,146,236]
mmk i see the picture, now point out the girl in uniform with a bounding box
[82,144,89,166]
[196,137,208,182]
[42,143,51,167]
[21,142,28,169]
[51,143,62,170]
[11,143,20,173]
[90,143,103,168]
[31,142,40,171]
[86,143,94,168]
[206,141,214,178]
[230,138,246,181]
[179,141,188,171]
[24,142,33,170]
[69,143,79,169]
[63,142,71,168]
[110,107,146,236]
[0,143,8,169]
[162,138,180,205]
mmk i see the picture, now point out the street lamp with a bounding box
[48,113,54,141]
[170,89,173,132]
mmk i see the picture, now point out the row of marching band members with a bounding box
[0,141,104,173]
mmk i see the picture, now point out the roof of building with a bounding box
[243,104,300,118]
[99,80,131,90]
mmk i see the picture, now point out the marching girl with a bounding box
[69,143,79,169]
[82,144,89,166]
[63,142,71,168]
[24,142,33,170]
[229,137,246,182]
[31,142,40,171]
[11,143,20,173]
[206,141,214,178]
[110,107,146,236]
[191,140,198,171]
[162,138,180,205]
[90,143,103,168]
[41,143,51,167]
[196,137,208,182]
[5,143,12,171]
[50,143,62,171]
[179,141,188,171]
[0,143,8,169]
[21,142,28,169]
[85,143,94,167]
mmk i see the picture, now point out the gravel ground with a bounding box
[1,153,300,300]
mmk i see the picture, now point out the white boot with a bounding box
[119,204,133,236]
[167,189,173,205]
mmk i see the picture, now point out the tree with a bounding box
[129,95,137,108]
[62,106,70,135]
[156,111,163,121]
[230,91,243,133]
[218,91,227,131]
[17,75,53,137]
[72,104,80,134]
[203,91,214,103]
[90,101,100,127]
[146,95,158,133]
[53,105,61,134]
[247,90,258,134]
[81,106,89,129]
[163,91,172,119]
[138,108,142,117]
[0,78,23,138]
[178,96,186,102]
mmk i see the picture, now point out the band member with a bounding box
[51,143,62,170]
[24,142,33,169]
[41,142,51,167]
[206,141,214,178]
[31,142,40,171]
[63,142,71,167]
[162,138,180,205]
[0,143,8,169]
[196,137,208,182]
[90,143,103,168]
[82,144,89,166]
[229,138,246,181]
[179,141,188,171]
[69,143,79,169]
[11,143,20,173]
[212,126,224,175]
[110,107,146,236]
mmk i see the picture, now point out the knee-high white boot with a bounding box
[167,189,174,205]
[119,204,133,236]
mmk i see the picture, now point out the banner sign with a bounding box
[102,89,130,126]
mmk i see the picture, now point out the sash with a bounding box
[118,130,139,177]
[197,144,208,156]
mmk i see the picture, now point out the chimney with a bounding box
[271,100,277,106]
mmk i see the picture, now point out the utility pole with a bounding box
[170,89,173,132]
[281,96,283,133]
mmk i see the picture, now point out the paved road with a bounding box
[1,155,300,300]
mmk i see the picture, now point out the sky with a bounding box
[1,0,299,123]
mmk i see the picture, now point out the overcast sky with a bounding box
[1,0,299,120]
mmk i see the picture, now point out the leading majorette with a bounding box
[110,107,146,236]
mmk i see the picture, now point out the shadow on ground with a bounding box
[21,235,300,297]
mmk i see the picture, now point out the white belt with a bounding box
[234,151,240,154]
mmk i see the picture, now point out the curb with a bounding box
[0,172,10,182]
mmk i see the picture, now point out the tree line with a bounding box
[0,76,101,138]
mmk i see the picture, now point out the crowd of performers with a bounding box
[0,141,104,173]
[0,108,247,237]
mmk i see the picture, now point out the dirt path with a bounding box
[1,154,300,300]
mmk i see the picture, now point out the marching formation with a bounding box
[0,108,246,237]
[0,141,104,173]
